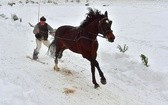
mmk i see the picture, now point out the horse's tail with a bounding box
[48,38,56,58]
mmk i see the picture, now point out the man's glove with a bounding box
[35,33,42,41]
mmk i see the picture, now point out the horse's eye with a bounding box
[105,20,109,23]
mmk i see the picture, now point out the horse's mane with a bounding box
[79,8,105,28]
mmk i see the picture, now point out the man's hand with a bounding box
[35,33,42,41]
[36,29,40,33]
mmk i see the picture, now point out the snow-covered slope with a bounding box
[0,0,168,105]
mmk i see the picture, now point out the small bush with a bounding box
[8,2,15,6]
[63,88,75,95]
[11,14,19,21]
[140,54,149,67]
[85,3,89,6]
[11,14,22,22]
[0,14,6,18]
[117,44,128,53]
[0,14,8,19]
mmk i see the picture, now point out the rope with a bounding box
[53,30,103,42]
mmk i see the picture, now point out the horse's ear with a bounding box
[105,11,108,17]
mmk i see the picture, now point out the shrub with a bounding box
[11,14,19,21]
[140,54,149,67]
[117,44,128,53]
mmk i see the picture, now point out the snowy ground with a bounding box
[0,0,168,105]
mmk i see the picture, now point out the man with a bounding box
[33,16,54,60]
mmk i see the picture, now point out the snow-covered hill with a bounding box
[0,0,168,105]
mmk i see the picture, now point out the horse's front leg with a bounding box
[94,60,106,85]
[91,61,100,88]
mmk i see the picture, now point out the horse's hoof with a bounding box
[54,66,60,71]
[94,84,100,89]
[101,78,107,85]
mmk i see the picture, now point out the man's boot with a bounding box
[33,49,39,60]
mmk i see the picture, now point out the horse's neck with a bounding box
[85,19,99,35]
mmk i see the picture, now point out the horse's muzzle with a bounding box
[108,38,114,42]
[106,32,115,42]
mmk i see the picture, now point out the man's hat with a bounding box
[40,16,46,21]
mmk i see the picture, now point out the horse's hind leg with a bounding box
[54,48,66,71]
[54,57,59,71]
[58,48,65,59]
[54,49,61,71]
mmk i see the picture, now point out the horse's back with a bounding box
[54,25,81,53]
[55,25,79,39]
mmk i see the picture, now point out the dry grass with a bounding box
[63,88,75,95]
[61,69,73,76]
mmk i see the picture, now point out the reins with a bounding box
[98,34,105,38]
[39,30,100,41]
[55,27,107,42]
[41,17,107,41]
[54,31,98,42]
[81,28,106,39]
[39,29,105,39]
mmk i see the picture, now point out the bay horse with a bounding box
[49,8,115,88]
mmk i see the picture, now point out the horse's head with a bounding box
[98,11,115,42]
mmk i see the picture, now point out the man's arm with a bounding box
[33,24,39,34]
[47,24,55,36]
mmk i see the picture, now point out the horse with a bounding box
[49,8,115,88]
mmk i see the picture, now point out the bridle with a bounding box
[98,17,113,37]
[80,17,113,39]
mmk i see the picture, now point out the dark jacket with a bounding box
[33,22,54,40]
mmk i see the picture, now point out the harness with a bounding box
[54,28,98,53]
[98,17,112,36]
[54,17,112,42]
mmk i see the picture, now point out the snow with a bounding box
[1,0,168,105]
